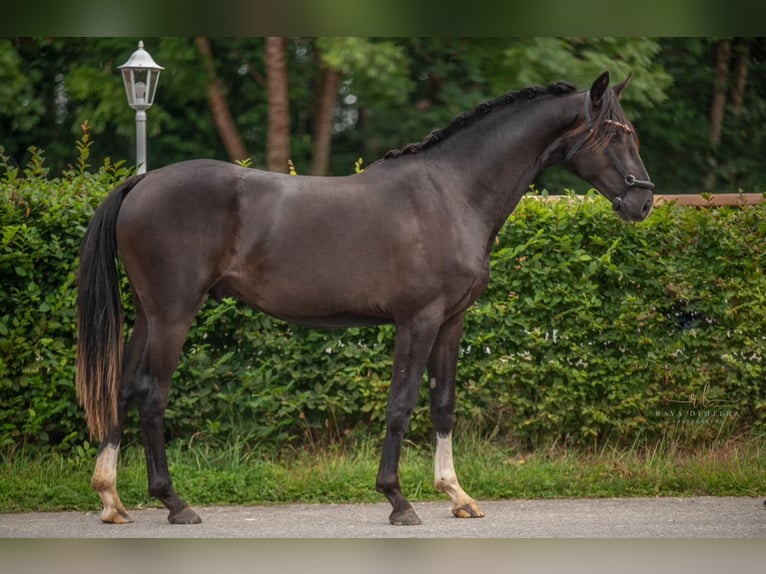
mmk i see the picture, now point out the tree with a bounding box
[0,38,130,172]
[307,38,412,175]
[704,39,731,192]
[309,59,342,176]
[705,38,757,192]
[195,37,249,163]
[332,38,672,191]
[265,37,290,173]
[642,38,765,194]
[2,38,765,194]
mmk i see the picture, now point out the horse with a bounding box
[76,71,654,526]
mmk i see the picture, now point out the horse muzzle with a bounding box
[612,175,655,221]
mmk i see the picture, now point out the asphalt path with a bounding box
[2,496,765,538]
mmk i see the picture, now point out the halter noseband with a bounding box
[564,91,655,211]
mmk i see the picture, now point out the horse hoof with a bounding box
[389,507,422,526]
[100,508,133,524]
[168,507,202,524]
[452,501,485,519]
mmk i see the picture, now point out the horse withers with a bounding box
[76,72,653,526]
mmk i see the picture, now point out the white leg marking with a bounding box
[434,432,484,518]
[91,444,132,523]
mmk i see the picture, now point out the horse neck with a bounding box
[426,92,582,237]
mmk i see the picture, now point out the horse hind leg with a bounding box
[93,300,201,525]
[134,311,202,524]
[428,315,484,519]
[91,315,147,524]
[92,441,131,523]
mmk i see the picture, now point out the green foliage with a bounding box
[499,37,672,111]
[462,192,766,449]
[0,39,46,133]
[641,38,766,195]
[2,147,765,453]
[3,37,766,194]
[0,134,132,450]
[0,38,678,179]
[3,434,764,512]
[316,38,412,105]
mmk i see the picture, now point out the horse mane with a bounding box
[381,81,578,161]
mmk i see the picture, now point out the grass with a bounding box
[1,431,764,514]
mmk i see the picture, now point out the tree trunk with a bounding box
[730,39,750,115]
[309,67,342,176]
[703,39,731,192]
[195,37,249,163]
[265,37,291,173]
[728,39,750,189]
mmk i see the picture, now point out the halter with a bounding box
[564,91,655,211]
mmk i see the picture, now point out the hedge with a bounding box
[2,146,765,452]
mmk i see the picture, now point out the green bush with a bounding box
[0,138,132,449]
[2,144,765,452]
[463,195,766,448]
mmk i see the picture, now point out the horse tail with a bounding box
[76,174,146,441]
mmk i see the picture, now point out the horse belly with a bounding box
[216,256,401,328]
[217,222,430,328]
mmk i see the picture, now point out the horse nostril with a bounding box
[641,199,653,217]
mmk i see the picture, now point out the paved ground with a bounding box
[2,496,765,538]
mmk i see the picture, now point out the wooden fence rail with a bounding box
[532,193,765,207]
[652,193,765,207]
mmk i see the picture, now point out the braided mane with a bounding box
[382,81,578,160]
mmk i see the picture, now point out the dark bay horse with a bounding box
[76,72,654,526]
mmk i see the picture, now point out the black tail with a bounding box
[76,174,146,440]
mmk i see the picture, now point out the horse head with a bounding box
[564,71,655,222]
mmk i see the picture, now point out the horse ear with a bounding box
[590,71,610,103]
[612,73,633,100]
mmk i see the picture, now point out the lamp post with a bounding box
[118,41,163,174]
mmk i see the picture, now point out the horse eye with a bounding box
[612,130,629,145]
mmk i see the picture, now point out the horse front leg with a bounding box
[428,314,484,519]
[376,315,441,525]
